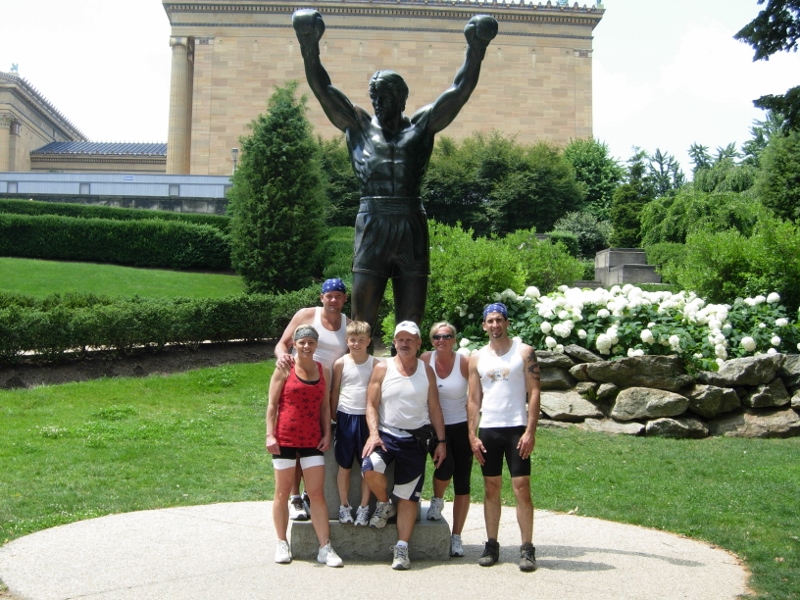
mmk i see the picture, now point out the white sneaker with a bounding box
[369,500,397,529]
[317,542,344,568]
[392,544,410,570]
[289,495,309,521]
[275,539,292,564]
[354,505,370,527]
[338,504,354,524]
[427,497,444,521]
[450,534,465,557]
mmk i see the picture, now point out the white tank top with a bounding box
[311,306,347,371]
[476,339,528,428]
[429,351,467,426]
[379,358,431,438]
[336,354,375,416]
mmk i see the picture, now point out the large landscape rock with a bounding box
[707,408,800,438]
[699,354,785,387]
[741,378,790,408]
[535,351,576,369]
[686,384,741,419]
[563,344,603,364]
[540,390,604,422]
[540,368,577,391]
[778,354,800,390]
[578,418,644,436]
[645,417,709,439]
[610,387,689,421]
[583,355,694,392]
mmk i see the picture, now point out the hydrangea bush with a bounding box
[458,284,800,372]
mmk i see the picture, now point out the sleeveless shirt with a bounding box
[311,306,347,371]
[379,358,431,438]
[275,362,325,448]
[336,354,375,416]
[428,351,468,426]
[476,339,528,428]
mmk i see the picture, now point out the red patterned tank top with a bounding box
[275,362,325,448]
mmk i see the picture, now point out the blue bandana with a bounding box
[482,302,508,321]
[321,278,347,294]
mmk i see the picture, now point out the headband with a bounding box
[292,324,319,341]
[482,302,508,321]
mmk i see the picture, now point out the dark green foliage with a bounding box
[0,198,230,232]
[735,0,800,132]
[544,230,580,258]
[318,136,361,227]
[609,183,651,248]
[562,137,624,219]
[0,213,231,270]
[551,211,611,259]
[319,226,355,283]
[756,129,800,221]
[227,82,328,293]
[647,148,686,197]
[422,131,584,236]
[644,242,688,284]
[497,228,584,295]
[690,143,757,193]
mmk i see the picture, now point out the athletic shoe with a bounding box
[369,500,397,529]
[354,505,370,527]
[338,504,354,524]
[274,539,292,564]
[391,544,410,570]
[317,542,344,568]
[426,497,444,521]
[289,495,309,521]
[519,542,537,572]
[478,539,500,567]
[450,534,464,557]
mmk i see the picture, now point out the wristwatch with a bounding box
[437,439,447,444]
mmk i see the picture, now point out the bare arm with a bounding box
[362,361,387,457]
[329,358,345,420]
[466,352,486,465]
[266,367,289,454]
[425,363,447,468]
[274,307,316,369]
[318,364,333,452]
[417,15,498,133]
[292,9,366,132]
[517,344,541,459]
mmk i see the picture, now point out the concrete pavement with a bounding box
[0,501,749,600]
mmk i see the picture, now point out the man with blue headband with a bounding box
[467,302,541,572]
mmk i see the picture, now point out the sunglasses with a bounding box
[432,334,454,341]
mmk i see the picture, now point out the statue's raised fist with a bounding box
[292,9,325,43]
[464,15,498,49]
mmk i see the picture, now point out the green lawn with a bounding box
[0,363,798,598]
[0,257,244,298]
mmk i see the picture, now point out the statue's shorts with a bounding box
[353,197,430,279]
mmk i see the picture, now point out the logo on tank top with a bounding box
[488,367,510,382]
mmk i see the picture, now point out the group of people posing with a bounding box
[266,278,541,571]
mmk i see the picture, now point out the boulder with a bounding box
[578,418,644,436]
[686,384,741,419]
[610,387,689,421]
[563,344,603,364]
[645,417,709,439]
[742,378,790,408]
[574,381,598,398]
[699,354,785,387]
[583,355,693,392]
[569,363,594,382]
[535,351,576,369]
[596,383,619,402]
[540,368,577,391]
[707,408,800,438]
[540,390,604,422]
[793,391,800,410]
[778,354,800,390]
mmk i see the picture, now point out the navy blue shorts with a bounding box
[361,432,426,502]
[334,411,370,469]
[478,426,531,478]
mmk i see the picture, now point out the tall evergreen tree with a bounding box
[227,82,327,293]
[562,137,624,219]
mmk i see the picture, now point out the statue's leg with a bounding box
[351,272,389,345]
[393,274,428,327]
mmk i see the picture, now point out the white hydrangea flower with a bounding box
[555,344,564,353]
[596,333,612,354]
[767,292,781,304]
[669,334,681,348]
[775,318,789,327]
[459,337,471,348]
[741,336,757,352]
[545,336,557,349]
[715,344,727,359]
[627,347,644,357]
[558,310,569,320]
[744,297,756,307]
[716,358,726,367]
[540,321,552,334]
[754,295,766,305]
[759,322,767,329]
[767,347,778,355]
[524,286,540,299]
[771,335,781,347]
[457,347,471,356]
[597,309,610,319]
[641,329,655,344]
[578,329,587,340]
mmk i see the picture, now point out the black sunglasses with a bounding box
[432,334,454,340]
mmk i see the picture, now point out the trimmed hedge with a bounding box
[0,213,231,270]
[0,287,321,364]
[0,199,231,232]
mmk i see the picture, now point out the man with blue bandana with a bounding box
[467,302,541,572]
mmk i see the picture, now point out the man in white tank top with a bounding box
[361,321,446,570]
[467,302,541,572]
[275,278,350,520]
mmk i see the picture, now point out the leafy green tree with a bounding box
[691,143,757,193]
[756,128,800,220]
[498,228,584,294]
[227,82,327,293]
[647,148,686,197]
[562,138,624,219]
[318,136,360,226]
[551,211,612,258]
[735,0,800,132]
[609,183,652,248]
[741,111,784,167]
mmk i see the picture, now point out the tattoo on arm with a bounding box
[526,352,540,381]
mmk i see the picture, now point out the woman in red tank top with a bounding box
[266,325,342,567]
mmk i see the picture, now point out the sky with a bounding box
[1,0,798,175]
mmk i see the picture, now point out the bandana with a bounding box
[482,302,508,321]
[292,325,319,341]
[321,278,347,294]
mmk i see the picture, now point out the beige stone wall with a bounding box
[163,0,603,175]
